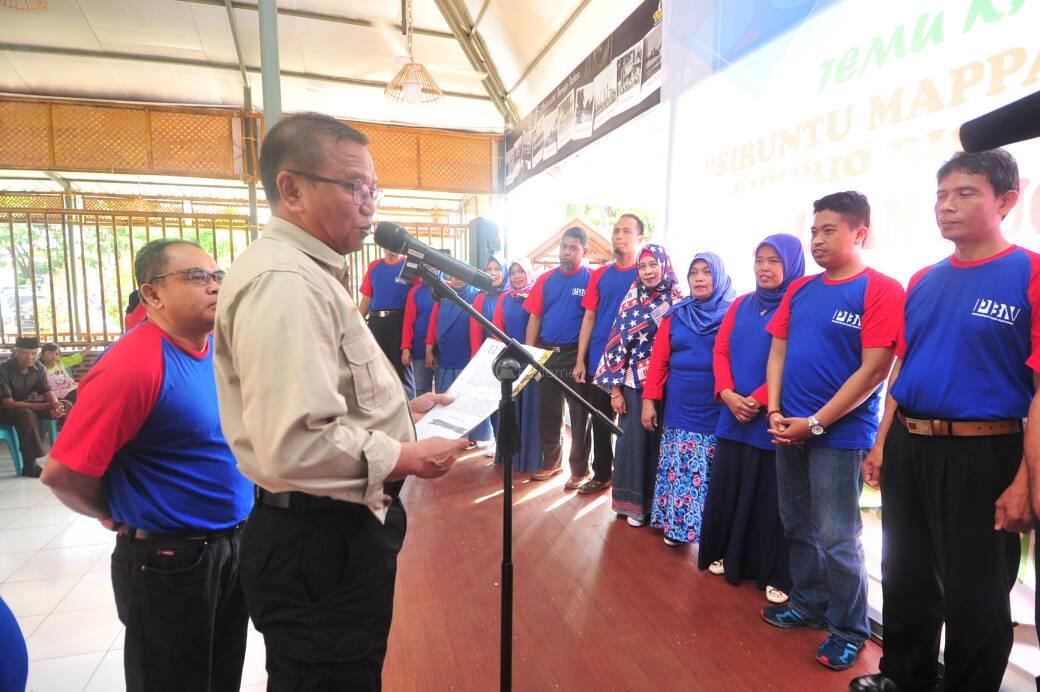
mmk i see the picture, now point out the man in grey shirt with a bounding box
[214,112,469,691]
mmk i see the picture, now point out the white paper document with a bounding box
[414,339,552,441]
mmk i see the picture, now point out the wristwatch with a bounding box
[807,415,826,436]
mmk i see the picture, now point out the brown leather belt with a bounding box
[129,521,245,542]
[896,411,1023,437]
[370,310,403,318]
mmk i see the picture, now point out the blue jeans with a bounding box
[436,367,492,441]
[411,357,434,397]
[776,444,870,643]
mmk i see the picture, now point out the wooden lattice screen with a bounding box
[0,96,502,193]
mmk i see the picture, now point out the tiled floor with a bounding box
[0,466,268,692]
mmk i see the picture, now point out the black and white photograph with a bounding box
[616,43,644,109]
[593,60,618,131]
[521,126,533,170]
[574,83,595,139]
[641,22,663,94]
[543,105,559,159]
[531,113,545,166]
[556,90,576,147]
[505,139,521,184]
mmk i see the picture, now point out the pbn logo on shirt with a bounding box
[572,288,586,297]
[971,298,1021,326]
[831,310,862,329]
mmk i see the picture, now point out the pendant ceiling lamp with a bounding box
[384,0,443,105]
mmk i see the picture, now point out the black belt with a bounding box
[128,521,245,542]
[370,310,404,318]
[540,342,578,353]
[257,483,403,513]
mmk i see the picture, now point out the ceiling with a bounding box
[0,0,644,133]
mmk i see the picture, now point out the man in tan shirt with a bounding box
[214,112,470,691]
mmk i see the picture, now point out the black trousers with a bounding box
[537,346,591,476]
[367,312,416,398]
[584,382,615,482]
[240,497,407,692]
[0,407,63,463]
[878,422,1021,692]
[110,531,248,692]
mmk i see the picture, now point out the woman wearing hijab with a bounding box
[595,244,683,527]
[492,257,544,476]
[645,252,735,543]
[426,274,493,444]
[698,234,805,603]
[468,253,509,455]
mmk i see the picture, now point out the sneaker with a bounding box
[577,479,611,494]
[564,473,590,490]
[663,537,679,547]
[815,634,864,671]
[483,442,497,457]
[626,516,645,527]
[707,559,725,575]
[765,586,789,604]
[474,440,492,450]
[761,603,826,630]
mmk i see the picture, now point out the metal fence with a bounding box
[0,208,469,346]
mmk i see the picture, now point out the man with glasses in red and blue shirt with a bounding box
[40,238,254,692]
[764,191,904,673]
[525,227,593,484]
[853,150,1036,692]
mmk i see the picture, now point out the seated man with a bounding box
[39,341,102,405]
[0,336,69,478]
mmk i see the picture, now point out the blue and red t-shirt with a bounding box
[891,245,1040,419]
[401,282,435,356]
[643,315,720,432]
[493,293,532,343]
[359,257,411,311]
[427,290,479,369]
[470,292,503,354]
[50,321,253,532]
[713,293,774,450]
[523,266,590,345]
[767,267,904,449]
[582,262,638,370]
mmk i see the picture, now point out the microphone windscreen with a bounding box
[959,90,1040,153]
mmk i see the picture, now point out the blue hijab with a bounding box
[668,252,735,335]
[753,233,805,313]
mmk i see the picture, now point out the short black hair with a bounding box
[259,113,369,204]
[562,226,588,247]
[41,342,59,353]
[134,238,202,286]
[936,149,1020,196]
[813,191,871,229]
[619,213,645,236]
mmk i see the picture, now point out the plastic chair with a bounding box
[38,418,58,447]
[0,425,24,476]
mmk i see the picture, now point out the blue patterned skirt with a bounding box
[650,425,717,544]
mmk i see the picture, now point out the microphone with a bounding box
[374,221,494,291]
[959,90,1040,153]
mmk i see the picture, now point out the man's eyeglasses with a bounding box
[287,170,384,206]
[148,268,227,285]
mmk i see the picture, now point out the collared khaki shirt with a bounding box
[214,216,414,521]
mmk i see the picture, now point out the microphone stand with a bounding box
[406,262,622,692]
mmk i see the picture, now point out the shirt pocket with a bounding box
[340,331,395,411]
